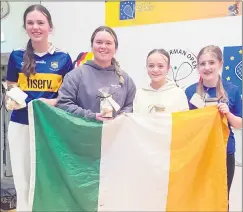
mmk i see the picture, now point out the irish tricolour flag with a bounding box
[28,100,229,211]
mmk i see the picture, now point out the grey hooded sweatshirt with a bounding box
[56,60,136,120]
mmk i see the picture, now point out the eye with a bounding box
[26,21,34,25]
[158,65,164,69]
[96,40,102,44]
[209,61,215,65]
[199,62,205,66]
[148,64,154,69]
[37,21,45,25]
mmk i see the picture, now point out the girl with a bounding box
[56,26,136,121]
[185,45,242,205]
[133,49,189,113]
[6,4,73,211]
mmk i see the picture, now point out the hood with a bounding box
[142,81,178,92]
[84,60,115,72]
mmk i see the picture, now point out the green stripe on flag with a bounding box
[30,100,103,211]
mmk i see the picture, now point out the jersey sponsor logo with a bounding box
[36,60,46,64]
[20,60,46,66]
[18,73,63,92]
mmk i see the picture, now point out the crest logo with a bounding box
[51,61,58,69]
[235,61,242,81]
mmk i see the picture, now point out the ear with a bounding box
[49,28,53,33]
[221,60,224,66]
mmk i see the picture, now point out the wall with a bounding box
[113,16,242,88]
[1,2,37,53]
[41,2,105,60]
[1,2,242,165]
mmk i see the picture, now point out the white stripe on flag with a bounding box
[98,113,172,211]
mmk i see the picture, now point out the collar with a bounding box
[34,43,55,56]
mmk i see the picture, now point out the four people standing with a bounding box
[5,3,242,212]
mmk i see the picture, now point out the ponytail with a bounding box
[196,77,204,97]
[216,76,228,101]
[22,39,36,77]
[111,58,124,85]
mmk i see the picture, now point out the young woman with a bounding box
[185,45,242,205]
[6,4,73,211]
[133,49,189,113]
[56,26,136,121]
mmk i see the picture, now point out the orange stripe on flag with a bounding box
[166,106,229,211]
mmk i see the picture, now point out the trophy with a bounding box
[5,85,28,110]
[148,104,165,113]
[205,97,219,106]
[98,87,120,118]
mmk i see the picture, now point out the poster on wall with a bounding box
[222,46,242,95]
[73,52,94,68]
[105,1,242,27]
[166,48,199,89]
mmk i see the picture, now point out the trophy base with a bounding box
[101,111,113,118]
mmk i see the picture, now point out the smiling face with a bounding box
[25,9,52,44]
[92,30,117,67]
[147,52,170,83]
[198,53,223,82]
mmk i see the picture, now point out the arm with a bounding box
[119,76,136,114]
[56,73,96,120]
[5,51,22,110]
[63,53,74,76]
[6,51,19,86]
[39,98,57,106]
[218,88,242,129]
[132,90,140,113]
[225,113,242,129]
[179,90,189,111]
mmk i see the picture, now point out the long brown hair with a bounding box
[196,45,227,100]
[22,4,53,77]
[90,26,124,85]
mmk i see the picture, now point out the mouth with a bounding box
[99,51,108,55]
[32,32,42,37]
[151,74,162,77]
[203,71,213,75]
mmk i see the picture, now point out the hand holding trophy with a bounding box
[5,85,28,111]
[96,86,121,121]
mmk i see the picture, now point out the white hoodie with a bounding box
[133,81,189,113]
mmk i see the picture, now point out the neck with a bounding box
[150,80,167,90]
[32,41,49,53]
[93,59,111,69]
[202,76,219,88]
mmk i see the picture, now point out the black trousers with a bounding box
[227,153,235,194]
[227,153,235,210]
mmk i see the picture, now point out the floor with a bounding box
[229,166,242,212]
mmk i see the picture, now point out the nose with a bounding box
[101,43,106,48]
[153,66,160,72]
[32,23,39,29]
[204,63,210,70]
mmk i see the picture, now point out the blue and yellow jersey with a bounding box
[6,45,74,125]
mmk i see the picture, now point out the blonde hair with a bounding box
[91,26,124,85]
[196,45,228,101]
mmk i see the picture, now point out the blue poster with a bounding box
[222,46,242,95]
